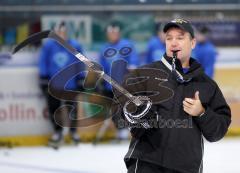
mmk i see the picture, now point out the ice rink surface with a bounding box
[0,137,239,173]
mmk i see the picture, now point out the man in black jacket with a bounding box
[111,19,231,173]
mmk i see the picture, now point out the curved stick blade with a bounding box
[12,30,51,54]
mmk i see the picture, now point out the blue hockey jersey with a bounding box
[39,39,84,90]
[145,36,165,64]
[192,41,217,78]
[99,39,139,91]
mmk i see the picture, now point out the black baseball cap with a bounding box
[163,19,195,38]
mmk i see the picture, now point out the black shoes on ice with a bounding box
[48,131,64,149]
[70,131,81,145]
[48,131,81,149]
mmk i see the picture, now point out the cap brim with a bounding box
[163,23,185,33]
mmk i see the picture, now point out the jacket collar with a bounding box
[162,53,204,82]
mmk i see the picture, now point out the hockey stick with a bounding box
[13,30,152,116]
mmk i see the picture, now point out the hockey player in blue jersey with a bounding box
[145,23,166,64]
[39,22,84,148]
[98,22,139,141]
[193,26,217,78]
[99,22,139,96]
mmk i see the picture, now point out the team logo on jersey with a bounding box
[53,52,68,67]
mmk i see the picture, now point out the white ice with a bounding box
[0,138,239,173]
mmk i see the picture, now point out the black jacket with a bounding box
[111,55,231,173]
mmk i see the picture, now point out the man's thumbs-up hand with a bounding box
[183,91,205,117]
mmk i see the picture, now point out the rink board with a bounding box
[0,66,239,147]
[215,67,240,136]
